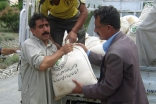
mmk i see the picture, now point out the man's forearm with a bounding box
[1,48,17,55]
[72,4,88,33]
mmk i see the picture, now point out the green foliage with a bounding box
[0,6,20,32]
[0,33,15,42]
[143,2,153,7]
[18,0,23,10]
[1,54,19,66]
[0,37,2,42]
[0,0,9,11]
[0,32,19,69]
[3,34,15,41]
[12,0,23,10]
[84,11,93,30]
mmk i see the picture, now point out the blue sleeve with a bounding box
[87,50,90,56]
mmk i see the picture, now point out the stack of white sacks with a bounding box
[120,3,153,43]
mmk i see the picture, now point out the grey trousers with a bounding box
[48,13,86,46]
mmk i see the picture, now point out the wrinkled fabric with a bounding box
[136,1,156,66]
[20,36,66,104]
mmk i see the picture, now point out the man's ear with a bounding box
[107,25,113,32]
[30,28,35,35]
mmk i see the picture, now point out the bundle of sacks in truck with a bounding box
[120,3,153,42]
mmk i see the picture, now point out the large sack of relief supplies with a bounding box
[120,15,139,35]
[120,17,130,34]
[52,45,97,101]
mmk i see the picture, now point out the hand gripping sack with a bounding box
[52,45,97,101]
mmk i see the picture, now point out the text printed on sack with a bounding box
[52,64,79,82]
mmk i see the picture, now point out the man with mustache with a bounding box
[20,13,73,104]
[72,6,148,104]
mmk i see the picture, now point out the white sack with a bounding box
[123,15,139,25]
[85,36,106,56]
[120,17,130,34]
[127,21,141,37]
[52,45,97,101]
[120,15,139,35]
[85,36,101,49]
[89,40,106,56]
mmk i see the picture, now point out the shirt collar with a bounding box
[103,31,120,52]
[33,36,53,47]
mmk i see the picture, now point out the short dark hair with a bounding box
[94,5,120,30]
[29,13,49,29]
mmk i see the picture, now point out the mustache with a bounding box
[42,31,50,35]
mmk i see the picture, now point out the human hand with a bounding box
[72,79,83,94]
[65,31,77,43]
[15,48,21,53]
[75,43,88,52]
[60,43,73,54]
[16,50,21,53]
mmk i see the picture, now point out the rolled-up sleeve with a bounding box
[22,41,44,70]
